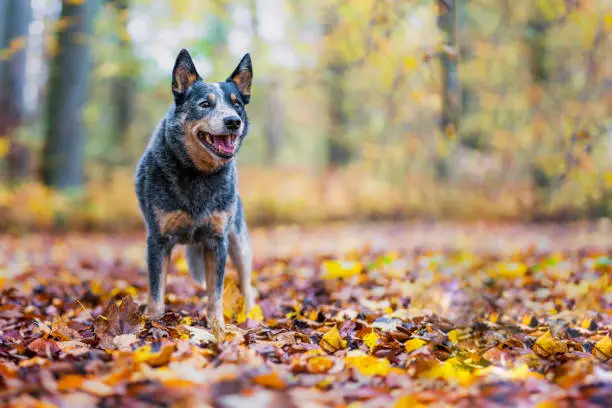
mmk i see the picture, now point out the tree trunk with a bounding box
[438,0,460,134]
[108,0,137,165]
[0,0,32,181]
[327,62,350,167]
[265,79,284,164]
[42,0,97,189]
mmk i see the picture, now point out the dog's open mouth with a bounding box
[197,131,239,158]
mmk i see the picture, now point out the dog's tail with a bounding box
[185,244,206,285]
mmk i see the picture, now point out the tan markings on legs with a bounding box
[205,210,233,235]
[229,226,255,312]
[155,208,192,235]
[204,250,225,340]
[147,256,169,319]
[184,121,229,173]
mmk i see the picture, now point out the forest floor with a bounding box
[0,222,611,407]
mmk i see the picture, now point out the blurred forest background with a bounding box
[0,0,611,231]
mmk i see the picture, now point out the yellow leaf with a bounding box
[180,316,192,326]
[320,326,347,353]
[133,343,175,367]
[363,330,379,351]
[423,357,475,386]
[321,260,362,280]
[593,335,612,361]
[488,261,528,279]
[447,329,460,344]
[405,338,427,353]
[345,352,391,376]
[533,330,568,358]
[307,356,334,374]
[175,256,189,275]
[251,371,286,390]
[395,394,427,408]
[0,138,9,159]
[247,305,264,322]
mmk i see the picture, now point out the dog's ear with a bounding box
[227,53,252,104]
[172,49,200,103]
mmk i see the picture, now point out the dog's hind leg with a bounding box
[228,202,255,312]
[186,244,206,286]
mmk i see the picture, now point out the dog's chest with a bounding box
[155,207,233,243]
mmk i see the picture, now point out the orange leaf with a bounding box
[251,371,286,390]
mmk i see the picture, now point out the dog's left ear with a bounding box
[227,53,252,104]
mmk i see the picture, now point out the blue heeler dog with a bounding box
[135,49,255,336]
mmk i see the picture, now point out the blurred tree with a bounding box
[0,0,32,181]
[42,0,97,189]
[323,9,351,168]
[108,0,138,166]
[265,78,284,164]
[438,0,459,136]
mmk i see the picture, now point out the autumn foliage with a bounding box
[0,229,610,406]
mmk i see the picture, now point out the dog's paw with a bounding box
[146,303,165,320]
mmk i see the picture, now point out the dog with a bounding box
[135,49,255,336]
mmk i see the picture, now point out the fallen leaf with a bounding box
[307,356,334,374]
[319,326,347,353]
[113,333,138,351]
[405,338,427,353]
[363,330,379,351]
[251,371,286,390]
[592,335,611,361]
[247,304,264,322]
[94,296,144,349]
[321,260,362,279]
[51,316,81,341]
[345,352,391,376]
[185,325,216,345]
[133,342,175,367]
[533,331,568,358]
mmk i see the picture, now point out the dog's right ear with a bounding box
[172,49,200,103]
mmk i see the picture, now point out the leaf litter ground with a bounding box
[0,224,611,407]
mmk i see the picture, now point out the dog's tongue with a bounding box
[212,135,235,154]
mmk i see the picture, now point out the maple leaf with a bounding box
[94,296,144,349]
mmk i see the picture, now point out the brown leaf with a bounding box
[94,296,144,349]
[27,338,60,357]
[51,316,82,341]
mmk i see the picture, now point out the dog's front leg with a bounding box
[146,235,171,319]
[204,238,228,339]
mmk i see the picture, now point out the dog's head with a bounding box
[166,49,252,173]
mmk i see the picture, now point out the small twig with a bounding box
[72,296,95,321]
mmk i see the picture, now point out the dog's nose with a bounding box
[224,116,241,131]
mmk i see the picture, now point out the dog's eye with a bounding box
[200,101,211,108]
[233,102,241,110]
